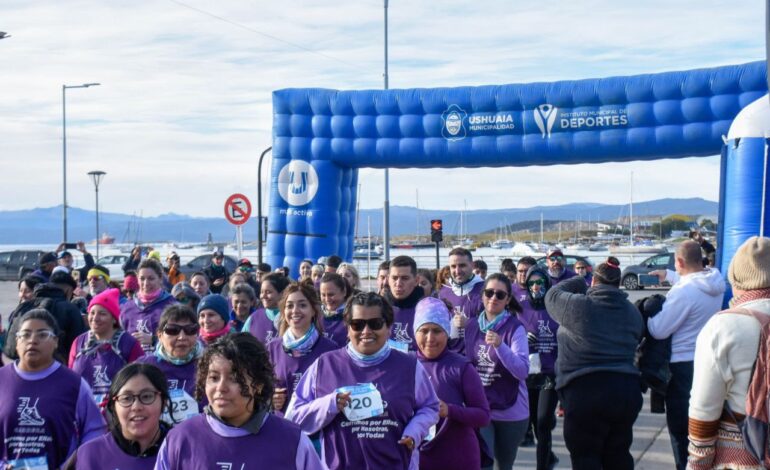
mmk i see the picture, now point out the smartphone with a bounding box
[639,274,660,287]
[63,243,78,249]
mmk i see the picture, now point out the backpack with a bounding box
[725,308,770,467]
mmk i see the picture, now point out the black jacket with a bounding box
[3,284,87,360]
[635,294,671,393]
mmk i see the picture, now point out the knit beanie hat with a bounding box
[123,274,139,292]
[728,236,770,291]
[198,294,230,323]
[88,288,121,322]
[413,297,451,336]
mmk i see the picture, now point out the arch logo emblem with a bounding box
[278,160,319,206]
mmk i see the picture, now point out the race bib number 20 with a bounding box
[336,383,384,422]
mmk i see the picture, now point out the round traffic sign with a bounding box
[224,193,252,226]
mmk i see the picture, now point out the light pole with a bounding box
[257,146,272,265]
[88,171,106,259]
[63,82,100,242]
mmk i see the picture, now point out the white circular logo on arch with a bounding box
[277,160,319,206]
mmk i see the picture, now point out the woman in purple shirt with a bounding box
[65,363,171,469]
[267,282,337,415]
[1,310,105,469]
[155,333,324,469]
[319,272,351,347]
[413,297,490,470]
[286,292,440,470]
[465,274,529,470]
[243,273,290,344]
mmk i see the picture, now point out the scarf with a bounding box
[155,340,202,366]
[76,329,123,358]
[729,287,770,308]
[200,324,231,344]
[282,323,319,355]
[346,341,391,364]
[136,288,163,307]
[264,307,280,322]
[478,310,511,333]
[323,303,345,320]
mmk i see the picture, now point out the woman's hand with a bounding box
[438,400,449,418]
[131,331,152,348]
[335,391,351,412]
[485,330,502,348]
[452,312,467,329]
[398,436,415,451]
[272,388,287,411]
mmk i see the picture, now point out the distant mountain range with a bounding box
[0,198,718,244]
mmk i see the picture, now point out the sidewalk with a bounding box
[514,392,675,469]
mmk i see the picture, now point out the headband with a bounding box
[87,268,110,283]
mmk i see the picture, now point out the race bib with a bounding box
[336,383,384,422]
[388,339,409,353]
[163,389,199,423]
[6,456,48,470]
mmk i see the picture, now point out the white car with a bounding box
[96,255,129,282]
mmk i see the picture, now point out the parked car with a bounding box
[178,254,238,279]
[96,255,129,282]
[620,252,675,290]
[535,254,594,273]
[0,250,45,281]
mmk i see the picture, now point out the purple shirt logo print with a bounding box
[17,397,45,426]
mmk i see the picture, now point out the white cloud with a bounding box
[0,0,762,218]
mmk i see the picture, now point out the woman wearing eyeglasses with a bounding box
[520,267,560,470]
[65,363,171,470]
[464,274,529,470]
[156,333,325,469]
[136,304,203,424]
[69,289,145,409]
[319,273,351,347]
[268,283,337,416]
[286,292,440,470]
[120,259,178,354]
[413,297,490,470]
[1,310,105,469]
[243,273,290,345]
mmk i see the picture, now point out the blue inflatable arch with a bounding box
[269,61,767,279]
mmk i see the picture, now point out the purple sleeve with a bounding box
[284,359,339,434]
[74,379,107,451]
[295,432,329,470]
[446,363,491,428]
[154,439,171,470]
[402,361,440,446]
[493,326,530,380]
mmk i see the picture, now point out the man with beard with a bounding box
[439,248,485,342]
[383,255,424,352]
[544,248,575,285]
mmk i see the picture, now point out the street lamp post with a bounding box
[88,171,106,259]
[62,82,100,242]
[257,146,272,265]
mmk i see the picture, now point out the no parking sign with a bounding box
[224,193,252,226]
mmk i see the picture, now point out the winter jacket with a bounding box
[545,276,643,390]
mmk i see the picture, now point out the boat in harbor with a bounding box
[491,239,514,249]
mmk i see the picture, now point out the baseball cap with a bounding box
[58,251,72,259]
[546,247,564,258]
[39,252,57,265]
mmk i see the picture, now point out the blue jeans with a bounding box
[666,361,693,470]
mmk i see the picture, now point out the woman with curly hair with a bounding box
[155,333,324,469]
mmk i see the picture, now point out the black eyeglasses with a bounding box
[349,318,386,331]
[162,323,199,336]
[483,289,508,300]
[114,390,160,408]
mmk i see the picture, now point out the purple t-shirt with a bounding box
[517,300,559,375]
[76,432,156,470]
[119,294,177,354]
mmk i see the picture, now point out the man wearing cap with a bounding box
[544,248,576,285]
[688,236,770,468]
[237,258,261,293]
[647,240,726,470]
[166,252,186,286]
[204,250,229,294]
[56,241,95,285]
[32,251,58,282]
[86,265,111,299]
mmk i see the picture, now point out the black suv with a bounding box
[0,250,45,281]
[621,252,675,290]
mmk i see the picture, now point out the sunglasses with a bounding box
[162,323,199,336]
[483,289,508,300]
[548,256,564,262]
[348,318,386,331]
[88,275,105,282]
[114,390,160,408]
[528,279,545,287]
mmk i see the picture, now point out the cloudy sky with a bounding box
[0,0,764,218]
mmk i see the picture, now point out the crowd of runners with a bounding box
[2,234,769,470]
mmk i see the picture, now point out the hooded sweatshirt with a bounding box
[647,268,725,362]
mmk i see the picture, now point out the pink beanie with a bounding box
[88,288,121,322]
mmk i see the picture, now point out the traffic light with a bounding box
[431,219,443,242]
